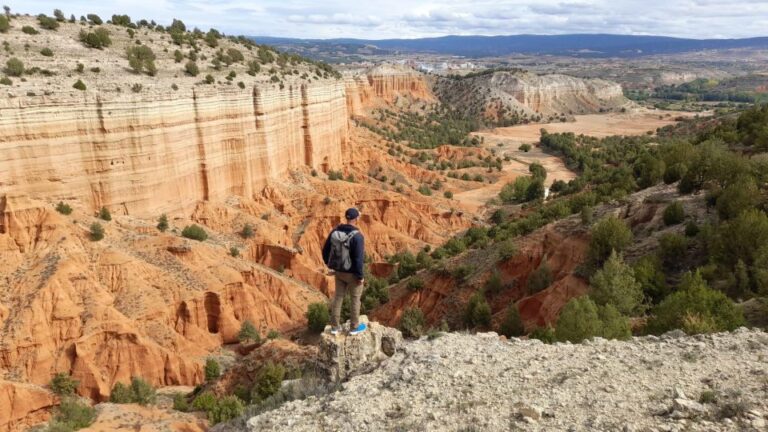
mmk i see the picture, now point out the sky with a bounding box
[13,0,768,40]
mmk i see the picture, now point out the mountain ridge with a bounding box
[251,34,768,58]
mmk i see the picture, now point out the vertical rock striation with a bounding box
[0,82,348,217]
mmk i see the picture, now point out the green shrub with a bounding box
[581,206,594,225]
[98,206,111,221]
[251,362,285,403]
[86,14,103,25]
[417,184,432,196]
[588,216,633,265]
[663,201,685,226]
[185,60,199,76]
[484,270,504,295]
[658,233,688,268]
[633,255,668,305]
[684,221,700,237]
[499,304,524,337]
[0,76,11,86]
[89,222,104,241]
[37,14,60,30]
[172,393,189,412]
[716,177,759,221]
[40,47,53,57]
[267,329,280,339]
[192,392,217,412]
[55,202,73,215]
[443,191,453,199]
[157,214,168,232]
[109,382,132,403]
[555,296,602,343]
[5,58,23,77]
[229,247,239,257]
[589,251,644,315]
[498,239,517,261]
[237,320,260,343]
[22,26,39,35]
[399,307,426,338]
[238,81,245,89]
[520,143,532,152]
[407,277,425,291]
[597,304,631,340]
[0,15,8,33]
[126,45,156,75]
[208,395,244,425]
[73,80,86,91]
[529,326,556,343]
[241,223,254,239]
[205,74,214,84]
[204,358,220,381]
[527,260,552,294]
[463,293,492,329]
[647,272,745,335]
[129,377,156,405]
[306,302,329,333]
[79,27,112,49]
[50,373,79,396]
[52,398,95,430]
[181,225,207,241]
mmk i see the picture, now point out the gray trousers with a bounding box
[330,271,364,328]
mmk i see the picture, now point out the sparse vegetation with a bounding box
[181,224,208,241]
[205,358,221,381]
[89,223,104,241]
[55,202,73,215]
[306,303,330,333]
[5,58,23,77]
[79,27,112,49]
[238,320,261,343]
[400,307,426,338]
[157,214,169,232]
[50,373,79,396]
[663,201,685,226]
[110,377,156,405]
[126,45,157,76]
[73,79,86,91]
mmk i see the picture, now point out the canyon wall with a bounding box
[0,81,348,217]
[345,64,434,116]
[434,71,628,122]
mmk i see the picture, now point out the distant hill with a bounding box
[252,34,768,59]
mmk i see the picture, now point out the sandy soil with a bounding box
[479,110,699,144]
[451,110,697,209]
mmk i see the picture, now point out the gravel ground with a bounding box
[242,328,768,431]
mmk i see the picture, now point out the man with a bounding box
[322,207,366,336]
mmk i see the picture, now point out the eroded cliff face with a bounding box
[434,70,628,123]
[0,65,471,430]
[0,82,348,217]
[345,64,434,116]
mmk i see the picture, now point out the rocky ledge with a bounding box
[241,328,768,431]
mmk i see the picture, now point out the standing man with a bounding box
[322,207,366,335]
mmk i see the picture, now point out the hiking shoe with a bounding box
[349,323,367,336]
[329,326,341,335]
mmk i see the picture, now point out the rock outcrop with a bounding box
[434,70,628,123]
[317,316,403,382]
[345,64,434,116]
[238,329,768,431]
[0,381,55,432]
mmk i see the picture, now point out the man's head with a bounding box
[345,207,360,225]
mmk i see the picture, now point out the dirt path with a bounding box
[452,110,697,210]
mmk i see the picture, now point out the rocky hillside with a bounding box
[231,328,768,432]
[434,69,629,125]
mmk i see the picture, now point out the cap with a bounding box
[345,207,360,220]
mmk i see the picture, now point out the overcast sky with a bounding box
[13,0,768,40]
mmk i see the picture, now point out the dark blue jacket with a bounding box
[322,224,365,280]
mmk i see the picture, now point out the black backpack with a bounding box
[327,229,359,272]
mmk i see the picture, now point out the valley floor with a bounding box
[235,329,768,432]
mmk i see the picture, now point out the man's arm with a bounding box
[321,231,333,266]
[351,233,365,281]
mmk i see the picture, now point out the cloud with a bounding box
[10,0,768,39]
